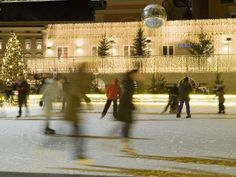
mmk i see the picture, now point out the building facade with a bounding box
[0,23,46,59]
[45,19,236,59]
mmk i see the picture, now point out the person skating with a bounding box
[176,77,192,118]
[117,69,139,155]
[64,63,93,163]
[162,84,178,114]
[215,86,225,114]
[41,77,62,135]
[101,78,120,119]
[13,75,30,118]
[61,76,69,112]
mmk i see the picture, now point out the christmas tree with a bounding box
[132,27,151,57]
[188,29,214,57]
[1,33,27,85]
[98,34,112,58]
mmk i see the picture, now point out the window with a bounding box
[124,46,129,57]
[57,47,68,59]
[0,39,3,50]
[130,46,134,56]
[169,46,174,55]
[36,39,42,50]
[25,39,31,50]
[92,46,98,56]
[163,46,174,55]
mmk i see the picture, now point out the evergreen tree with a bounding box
[187,29,214,57]
[132,27,151,57]
[1,33,27,85]
[156,74,166,93]
[149,74,166,93]
[98,34,112,58]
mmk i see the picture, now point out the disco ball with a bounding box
[142,4,167,28]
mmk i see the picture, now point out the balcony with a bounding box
[26,55,236,74]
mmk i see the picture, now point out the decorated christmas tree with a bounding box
[1,33,27,85]
[132,27,151,57]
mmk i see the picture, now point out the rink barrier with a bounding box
[22,94,236,106]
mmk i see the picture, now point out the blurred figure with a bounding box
[176,77,192,118]
[13,75,30,118]
[215,86,225,114]
[162,84,178,114]
[64,63,92,161]
[101,78,120,119]
[41,77,62,134]
[4,85,14,105]
[61,76,69,112]
[117,69,138,154]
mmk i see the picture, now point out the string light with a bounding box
[29,19,236,73]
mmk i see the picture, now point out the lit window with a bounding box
[124,46,129,57]
[25,39,31,50]
[57,47,68,59]
[36,39,42,50]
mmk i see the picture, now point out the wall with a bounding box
[97,72,236,94]
[46,19,236,58]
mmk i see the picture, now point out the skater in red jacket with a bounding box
[101,78,121,119]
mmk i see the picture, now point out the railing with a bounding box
[26,55,236,74]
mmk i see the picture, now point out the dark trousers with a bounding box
[18,94,27,116]
[102,99,117,118]
[122,123,131,138]
[177,100,190,114]
[163,96,178,113]
[219,101,225,112]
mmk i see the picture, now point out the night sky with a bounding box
[0,0,94,21]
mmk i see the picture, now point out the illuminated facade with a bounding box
[45,18,236,59]
[0,23,46,58]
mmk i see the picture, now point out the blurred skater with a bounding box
[41,77,62,134]
[117,69,139,154]
[101,78,120,119]
[13,75,30,118]
[176,77,192,118]
[61,76,69,112]
[64,63,92,162]
[162,84,178,114]
[215,86,225,114]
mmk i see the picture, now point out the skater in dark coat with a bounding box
[215,86,225,114]
[117,69,138,154]
[176,77,192,118]
[13,75,30,118]
[162,84,179,114]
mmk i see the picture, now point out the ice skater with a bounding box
[215,86,225,114]
[162,83,178,114]
[117,69,139,154]
[176,77,192,118]
[101,78,120,119]
[13,75,30,118]
[41,77,62,134]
